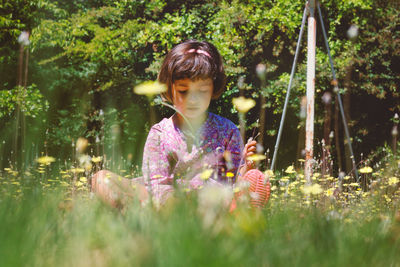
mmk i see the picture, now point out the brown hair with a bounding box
[158,40,226,103]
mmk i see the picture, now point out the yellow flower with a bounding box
[80,177,87,183]
[247,154,266,161]
[233,187,241,193]
[36,156,56,165]
[76,137,88,153]
[232,96,256,113]
[134,81,166,97]
[60,181,69,187]
[302,183,323,195]
[285,165,296,174]
[226,172,234,178]
[200,169,214,180]
[264,170,274,182]
[359,166,373,174]
[70,168,85,174]
[388,176,399,186]
[280,176,289,183]
[313,173,321,179]
[325,187,334,197]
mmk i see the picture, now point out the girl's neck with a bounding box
[174,112,208,135]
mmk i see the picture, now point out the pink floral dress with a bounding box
[142,112,243,202]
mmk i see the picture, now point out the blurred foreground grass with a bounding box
[0,160,399,267]
[0,144,399,267]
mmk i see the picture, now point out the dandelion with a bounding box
[76,137,88,153]
[265,169,274,178]
[60,181,69,187]
[325,187,334,197]
[388,177,399,186]
[226,172,234,178]
[302,183,323,195]
[247,154,266,162]
[232,97,256,113]
[36,156,56,165]
[134,81,166,97]
[69,168,85,174]
[280,176,289,183]
[285,165,296,174]
[200,169,214,180]
[359,166,373,174]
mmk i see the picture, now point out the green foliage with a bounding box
[1,0,399,167]
[0,85,49,118]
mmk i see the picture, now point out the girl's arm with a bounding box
[225,126,256,181]
[237,139,257,182]
[142,127,174,202]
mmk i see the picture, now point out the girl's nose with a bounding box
[187,91,198,102]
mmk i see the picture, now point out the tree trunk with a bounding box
[334,99,343,172]
[343,64,353,172]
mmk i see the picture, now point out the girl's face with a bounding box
[172,78,213,121]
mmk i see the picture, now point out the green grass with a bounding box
[0,181,399,267]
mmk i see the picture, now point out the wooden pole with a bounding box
[305,0,316,184]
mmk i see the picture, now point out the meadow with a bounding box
[0,144,399,266]
[1,0,400,266]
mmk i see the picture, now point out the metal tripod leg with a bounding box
[317,2,359,181]
[270,6,308,171]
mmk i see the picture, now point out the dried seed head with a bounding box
[256,64,267,82]
[347,24,359,40]
[322,92,332,105]
[237,76,246,90]
[18,31,30,46]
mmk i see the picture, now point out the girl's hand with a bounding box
[243,138,257,169]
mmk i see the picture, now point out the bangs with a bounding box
[158,40,226,103]
[171,54,216,82]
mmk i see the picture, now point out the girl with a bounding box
[92,40,269,207]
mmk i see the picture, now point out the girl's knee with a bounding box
[242,168,271,208]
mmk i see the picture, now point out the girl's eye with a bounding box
[177,90,187,95]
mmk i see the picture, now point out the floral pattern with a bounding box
[142,112,243,202]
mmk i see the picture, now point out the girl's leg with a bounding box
[230,169,271,211]
[91,170,148,208]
